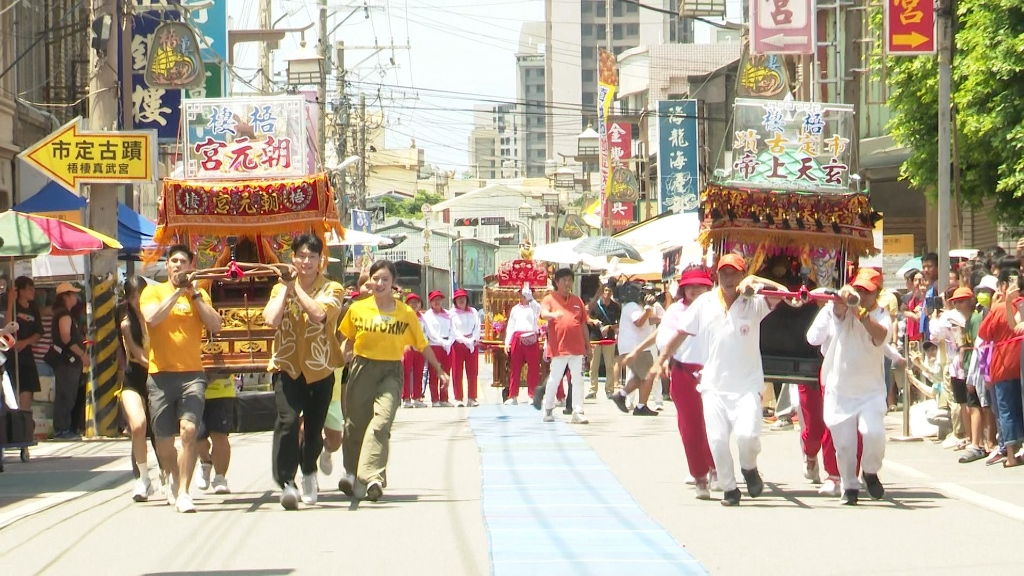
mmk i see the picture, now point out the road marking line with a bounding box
[887,459,1024,523]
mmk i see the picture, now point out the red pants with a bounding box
[402,349,425,400]
[428,346,451,402]
[452,342,479,401]
[509,333,540,399]
[800,377,862,478]
[670,362,715,479]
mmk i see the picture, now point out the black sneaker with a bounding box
[720,488,741,506]
[366,481,383,502]
[585,392,596,400]
[741,468,764,498]
[610,392,629,413]
[532,385,545,410]
[841,489,859,505]
[501,387,509,402]
[633,405,658,416]
[863,473,885,500]
[562,407,573,415]
[338,474,356,497]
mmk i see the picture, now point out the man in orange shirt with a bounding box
[535,268,592,424]
[141,244,223,513]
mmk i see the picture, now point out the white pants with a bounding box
[827,408,886,493]
[543,355,585,414]
[702,391,762,492]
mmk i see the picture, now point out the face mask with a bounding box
[977,292,992,308]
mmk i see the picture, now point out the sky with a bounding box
[230,0,547,172]
[227,0,741,172]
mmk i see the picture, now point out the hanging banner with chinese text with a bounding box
[156,173,340,242]
[727,98,855,193]
[597,49,618,230]
[182,96,309,180]
[609,201,634,229]
[351,209,373,269]
[124,6,183,140]
[144,22,205,89]
[609,122,632,162]
[656,100,700,214]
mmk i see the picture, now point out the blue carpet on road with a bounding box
[468,405,708,576]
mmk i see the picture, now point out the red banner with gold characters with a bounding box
[497,259,548,288]
[154,173,342,245]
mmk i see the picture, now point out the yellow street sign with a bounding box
[19,117,157,193]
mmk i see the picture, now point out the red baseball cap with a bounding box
[453,289,469,300]
[678,268,714,288]
[851,268,883,292]
[428,290,444,301]
[716,253,747,273]
[949,287,974,302]
[405,293,422,304]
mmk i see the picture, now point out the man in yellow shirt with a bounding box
[263,234,346,510]
[141,244,223,513]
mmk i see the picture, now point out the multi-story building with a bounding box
[469,104,523,180]
[516,22,547,177]
[545,0,694,162]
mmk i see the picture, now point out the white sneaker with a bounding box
[652,403,664,412]
[195,462,212,491]
[413,400,428,408]
[694,478,711,500]
[211,474,230,494]
[174,492,196,513]
[571,412,589,425]
[467,399,480,407]
[301,474,318,505]
[132,478,152,502]
[543,409,555,423]
[941,435,961,449]
[709,470,722,492]
[431,401,442,408]
[280,482,299,510]
[166,475,180,507]
[684,474,696,486]
[503,398,517,405]
[402,399,413,408]
[319,450,334,477]
[454,400,465,408]
[804,457,821,483]
[771,419,794,431]
[818,477,841,497]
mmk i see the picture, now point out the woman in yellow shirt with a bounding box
[337,259,449,502]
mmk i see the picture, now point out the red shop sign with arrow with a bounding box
[886,0,936,55]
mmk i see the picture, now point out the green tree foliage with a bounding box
[378,189,445,219]
[887,0,1024,224]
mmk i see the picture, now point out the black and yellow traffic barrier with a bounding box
[87,273,120,437]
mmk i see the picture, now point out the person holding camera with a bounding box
[586,284,620,399]
[610,282,662,416]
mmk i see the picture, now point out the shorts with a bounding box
[147,371,206,438]
[324,399,343,431]
[122,361,148,397]
[627,350,654,382]
[6,352,41,393]
[950,377,969,405]
[198,397,235,440]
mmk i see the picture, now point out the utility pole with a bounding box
[335,41,348,223]
[358,92,367,211]
[258,0,272,94]
[86,0,122,437]
[543,0,553,169]
[936,0,952,292]
[842,0,863,176]
[317,0,328,166]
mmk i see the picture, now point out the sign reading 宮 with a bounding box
[182,96,309,180]
[885,0,936,55]
[727,98,855,194]
[749,0,814,55]
[19,117,156,192]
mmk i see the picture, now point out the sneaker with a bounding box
[166,475,180,507]
[651,403,664,411]
[301,474,318,505]
[211,474,230,495]
[196,462,213,491]
[633,405,659,416]
[694,477,711,500]
[280,482,299,510]
[413,400,428,408]
[606,392,615,399]
[562,407,573,415]
[366,480,383,502]
[543,409,555,423]
[585,392,596,400]
[771,418,794,431]
[610,391,629,414]
[503,398,518,405]
[175,493,197,513]
[338,474,356,497]
[959,446,987,464]
[741,468,764,498]
[803,456,821,483]
[532,384,546,410]
[454,400,465,408]
[402,399,413,408]
[818,477,841,497]
[941,435,961,449]
[319,450,334,476]
[863,473,885,500]
[841,489,859,506]
[438,401,454,408]
[720,488,742,506]
[467,399,480,407]
[985,449,1007,466]
[132,478,152,503]
[571,412,589,425]
[431,402,442,408]
[709,470,722,492]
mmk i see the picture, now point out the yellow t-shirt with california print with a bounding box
[139,281,212,373]
[338,298,428,362]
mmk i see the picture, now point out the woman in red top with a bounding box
[977,260,1024,467]
[904,271,926,342]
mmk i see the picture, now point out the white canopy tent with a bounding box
[325,229,394,247]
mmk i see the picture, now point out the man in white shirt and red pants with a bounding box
[504,285,541,404]
[450,289,481,407]
[675,254,791,506]
[422,290,454,407]
[820,268,892,505]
